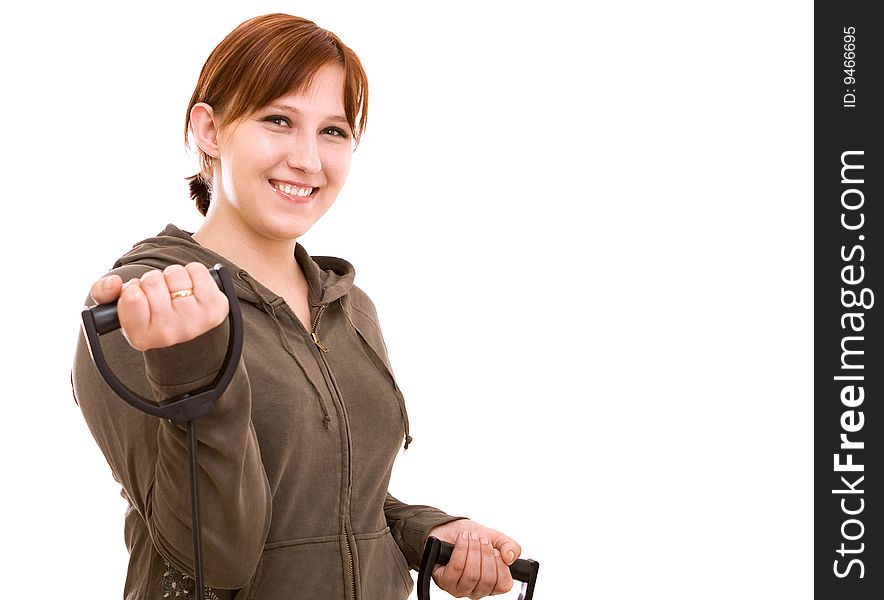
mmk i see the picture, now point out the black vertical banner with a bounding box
[816,2,882,598]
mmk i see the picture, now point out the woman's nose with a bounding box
[286,132,321,174]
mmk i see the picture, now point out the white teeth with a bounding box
[273,182,314,197]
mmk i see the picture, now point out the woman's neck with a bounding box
[192,212,305,295]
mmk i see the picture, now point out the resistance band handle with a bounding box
[89,269,225,335]
[417,536,540,600]
[80,264,243,425]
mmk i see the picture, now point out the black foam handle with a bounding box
[417,536,539,600]
[80,264,243,424]
[435,540,536,582]
[90,269,224,335]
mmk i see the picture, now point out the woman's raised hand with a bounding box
[90,263,230,351]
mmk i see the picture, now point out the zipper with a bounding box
[344,526,356,600]
[308,303,356,599]
[310,304,331,352]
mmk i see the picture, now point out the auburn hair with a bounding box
[184,13,368,215]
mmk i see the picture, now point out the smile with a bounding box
[269,179,317,199]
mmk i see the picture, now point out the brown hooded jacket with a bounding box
[72,224,461,599]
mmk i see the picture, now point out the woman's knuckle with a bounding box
[129,333,146,351]
[156,329,176,347]
[186,262,207,278]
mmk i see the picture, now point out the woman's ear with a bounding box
[190,102,220,158]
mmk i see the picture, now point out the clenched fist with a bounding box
[90,263,229,351]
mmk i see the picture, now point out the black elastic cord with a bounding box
[186,420,206,600]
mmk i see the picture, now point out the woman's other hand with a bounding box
[90,263,229,351]
[428,519,522,599]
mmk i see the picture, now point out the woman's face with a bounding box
[212,62,353,242]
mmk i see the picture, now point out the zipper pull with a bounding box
[311,331,330,353]
[310,304,330,352]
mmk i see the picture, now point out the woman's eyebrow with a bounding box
[267,104,349,125]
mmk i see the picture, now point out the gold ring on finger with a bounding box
[170,288,194,300]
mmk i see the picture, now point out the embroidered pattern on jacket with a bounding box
[162,562,221,599]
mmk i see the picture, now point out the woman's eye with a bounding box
[265,116,290,127]
[323,127,349,139]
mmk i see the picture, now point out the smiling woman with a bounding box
[183,15,367,215]
[70,12,522,600]
[189,63,355,326]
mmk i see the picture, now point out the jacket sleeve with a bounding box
[72,264,272,589]
[385,493,465,570]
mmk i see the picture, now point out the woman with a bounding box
[72,13,521,600]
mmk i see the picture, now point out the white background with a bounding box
[0,1,811,598]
